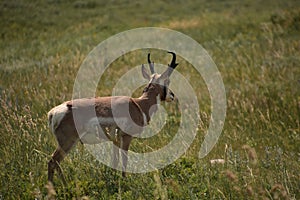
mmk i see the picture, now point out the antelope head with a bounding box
[141,52,178,102]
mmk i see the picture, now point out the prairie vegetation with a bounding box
[0,0,299,199]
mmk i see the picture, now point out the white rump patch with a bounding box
[48,103,68,133]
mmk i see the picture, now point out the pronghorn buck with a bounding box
[47,52,178,183]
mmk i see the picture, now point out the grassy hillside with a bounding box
[0,0,299,199]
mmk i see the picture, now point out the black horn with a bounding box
[167,51,178,76]
[148,53,155,74]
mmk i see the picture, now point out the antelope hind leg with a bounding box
[48,147,67,185]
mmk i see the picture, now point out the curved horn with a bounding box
[167,51,178,76]
[148,53,155,74]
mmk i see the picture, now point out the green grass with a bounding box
[1,0,300,199]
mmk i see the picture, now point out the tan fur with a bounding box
[47,52,178,183]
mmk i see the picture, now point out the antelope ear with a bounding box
[141,64,150,80]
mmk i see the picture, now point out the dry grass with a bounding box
[0,0,299,199]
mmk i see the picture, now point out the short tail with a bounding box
[48,112,54,132]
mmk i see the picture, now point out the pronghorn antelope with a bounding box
[47,52,178,183]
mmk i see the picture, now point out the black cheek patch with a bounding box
[162,86,167,101]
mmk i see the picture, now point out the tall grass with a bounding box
[0,0,299,199]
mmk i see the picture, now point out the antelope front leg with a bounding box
[112,133,121,169]
[106,126,120,169]
[120,134,132,177]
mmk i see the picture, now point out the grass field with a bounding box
[0,0,300,199]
